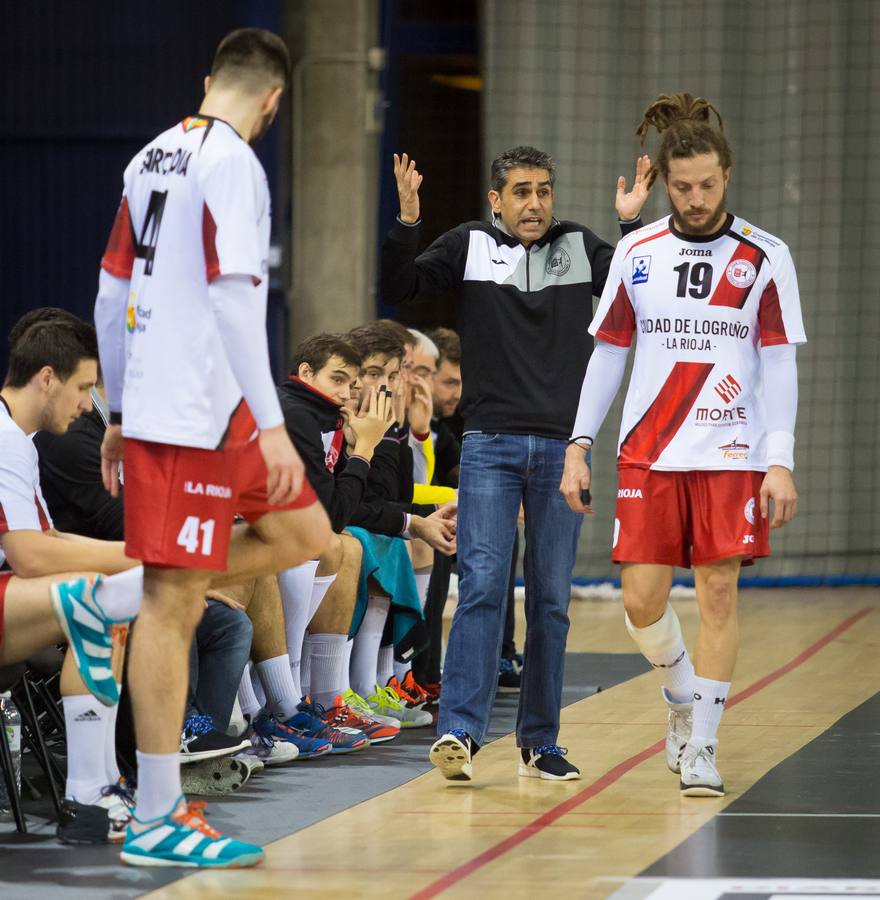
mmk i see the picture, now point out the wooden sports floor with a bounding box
[143,585,880,900]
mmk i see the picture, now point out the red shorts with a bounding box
[611,469,769,569]
[0,571,11,648]
[123,437,317,571]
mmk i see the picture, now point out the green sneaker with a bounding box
[341,688,400,731]
[366,685,432,728]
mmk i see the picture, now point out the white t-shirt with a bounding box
[0,400,53,569]
[590,214,807,471]
[101,115,270,449]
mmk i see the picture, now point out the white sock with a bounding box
[135,750,181,823]
[301,636,312,698]
[310,574,337,618]
[256,655,300,721]
[94,566,143,622]
[237,662,261,719]
[414,569,431,611]
[63,695,111,804]
[105,685,122,784]
[625,606,695,704]
[350,595,390,696]
[278,561,320,700]
[250,665,267,709]
[393,661,411,683]
[378,644,394,688]
[691,676,731,743]
[305,633,349,708]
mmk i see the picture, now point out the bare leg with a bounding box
[309,534,361,635]
[247,575,288,663]
[693,558,741,680]
[620,563,674,627]
[128,567,211,754]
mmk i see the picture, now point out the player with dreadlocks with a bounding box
[560,93,806,796]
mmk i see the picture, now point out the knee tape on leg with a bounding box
[624,605,682,656]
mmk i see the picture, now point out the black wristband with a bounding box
[109,411,123,425]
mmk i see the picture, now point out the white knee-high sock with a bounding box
[378,644,394,688]
[237,661,261,719]
[350,595,390,697]
[691,676,730,743]
[414,569,431,611]
[63,694,111,804]
[278,561,319,700]
[135,751,181,823]
[93,566,143,622]
[625,606,695,705]
[305,633,350,708]
[255,655,300,721]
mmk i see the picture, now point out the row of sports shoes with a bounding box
[55,672,440,855]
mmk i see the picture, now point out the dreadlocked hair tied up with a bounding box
[636,92,732,190]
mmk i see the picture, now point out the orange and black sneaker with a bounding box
[324,695,399,744]
[401,671,433,707]
[386,675,424,709]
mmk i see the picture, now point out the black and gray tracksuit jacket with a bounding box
[381,216,640,440]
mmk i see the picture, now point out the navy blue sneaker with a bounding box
[179,713,248,763]
[498,657,521,693]
[252,711,332,760]
[285,699,369,754]
[519,745,580,781]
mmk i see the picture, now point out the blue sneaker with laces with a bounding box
[121,796,264,868]
[430,728,475,781]
[498,657,521,693]
[252,711,332,760]
[285,699,368,754]
[519,744,581,781]
[50,575,121,706]
[179,713,249,763]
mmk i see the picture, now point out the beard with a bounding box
[671,188,727,235]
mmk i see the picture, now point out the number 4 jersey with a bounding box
[100,115,270,450]
[590,213,807,471]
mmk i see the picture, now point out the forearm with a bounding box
[94,269,130,414]
[6,531,137,578]
[761,343,798,470]
[210,275,283,430]
[570,340,630,443]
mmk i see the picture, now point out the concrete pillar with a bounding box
[284,0,382,347]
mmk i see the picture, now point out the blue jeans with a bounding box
[188,599,253,730]
[437,433,585,748]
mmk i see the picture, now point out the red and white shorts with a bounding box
[611,469,769,569]
[123,436,317,571]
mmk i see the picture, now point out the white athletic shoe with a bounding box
[679,739,724,797]
[240,730,300,767]
[430,730,473,781]
[662,687,693,774]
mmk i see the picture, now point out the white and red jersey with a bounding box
[590,213,806,472]
[101,115,270,449]
[0,399,53,569]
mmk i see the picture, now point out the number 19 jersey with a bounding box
[101,116,270,450]
[590,213,807,472]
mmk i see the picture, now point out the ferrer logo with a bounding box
[714,373,741,404]
[718,439,750,460]
[726,259,757,288]
[617,488,643,499]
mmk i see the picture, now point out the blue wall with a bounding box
[0,1,282,377]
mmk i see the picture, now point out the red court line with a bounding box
[410,606,872,900]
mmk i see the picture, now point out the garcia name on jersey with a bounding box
[589,213,807,472]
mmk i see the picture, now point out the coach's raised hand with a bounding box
[393,152,423,224]
[615,153,652,221]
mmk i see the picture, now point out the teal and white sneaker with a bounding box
[120,797,264,868]
[50,575,119,706]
